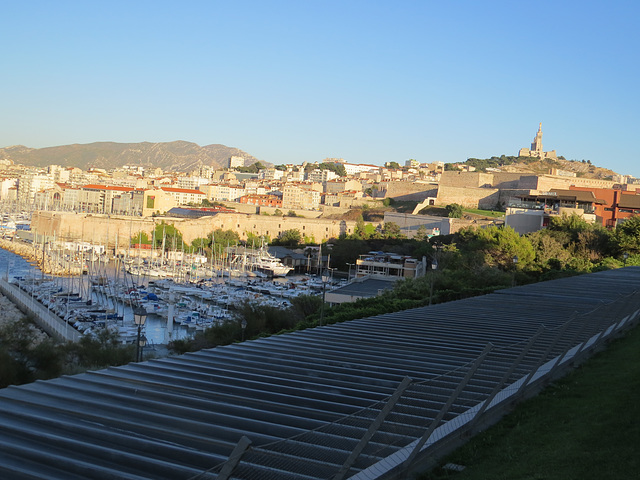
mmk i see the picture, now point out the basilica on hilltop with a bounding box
[518,123,557,159]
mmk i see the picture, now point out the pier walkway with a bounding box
[0,278,81,342]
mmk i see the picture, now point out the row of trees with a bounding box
[0,319,134,388]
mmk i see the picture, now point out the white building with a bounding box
[342,163,380,176]
[160,187,207,206]
[176,176,210,190]
[229,156,245,169]
[17,173,55,204]
[307,169,338,183]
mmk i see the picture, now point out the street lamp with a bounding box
[133,306,147,363]
[623,252,629,266]
[346,263,354,282]
[428,258,438,306]
[241,319,247,342]
[138,335,147,362]
[512,255,519,287]
[320,271,330,326]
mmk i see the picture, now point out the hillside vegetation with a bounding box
[448,155,619,179]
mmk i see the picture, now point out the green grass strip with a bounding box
[418,324,640,480]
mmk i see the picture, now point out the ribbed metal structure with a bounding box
[1,268,639,479]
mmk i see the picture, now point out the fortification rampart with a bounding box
[380,181,438,201]
[518,175,617,191]
[439,171,495,188]
[31,212,357,248]
[436,185,501,209]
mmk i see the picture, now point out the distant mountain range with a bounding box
[0,141,263,172]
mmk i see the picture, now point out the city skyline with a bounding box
[2,1,639,176]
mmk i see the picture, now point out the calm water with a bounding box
[0,246,38,281]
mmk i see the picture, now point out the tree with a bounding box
[66,328,134,369]
[235,162,265,174]
[153,222,183,251]
[446,203,464,218]
[414,225,429,242]
[319,162,347,177]
[131,231,151,246]
[191,237,209,251]
[613,215,640,254]
[455,225,535,271]
[208,229,241,261]
[304,162,347,177]
[289,295,322,322]
[273,229,302,247]
[246,231,265,248]
[382,222,404,239]
[527,229,573,270]
[386,161,401,169]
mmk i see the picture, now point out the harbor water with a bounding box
[0,246,192,346]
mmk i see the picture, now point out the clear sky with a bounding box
[2,1,639,176]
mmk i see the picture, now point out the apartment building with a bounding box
[160,186,207,205]
[282,183,322,210]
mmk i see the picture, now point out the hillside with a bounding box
[461,155,619,180]
[0,141,263,172]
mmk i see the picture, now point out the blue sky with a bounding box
[2,1,639,176]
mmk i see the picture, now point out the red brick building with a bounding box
[570,186,640,227]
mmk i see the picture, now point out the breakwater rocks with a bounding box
[0,294,25,328]
[0,293,48,343]
[0,238,78,276]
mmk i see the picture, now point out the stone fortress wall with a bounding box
[31,212,357,249]
[435,185,502,209]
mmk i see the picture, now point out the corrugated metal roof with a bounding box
[618,194,640,209]
[1,268,639,479]
[328,278,396,298]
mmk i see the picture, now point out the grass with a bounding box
[463,208,505,218]
[416,323,640,480]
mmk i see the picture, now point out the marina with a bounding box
[0,234,339,348]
